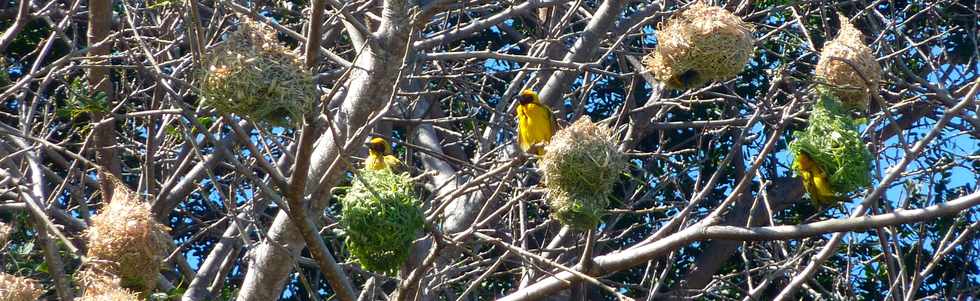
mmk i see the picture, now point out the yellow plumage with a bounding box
[793,152,838,206]
[365,137,403,171]
[516,90,556,155]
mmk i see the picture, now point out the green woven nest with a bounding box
[541,117,627,230]
[200,19,315,126]
[789,93,872,195]
[340,170,424,274]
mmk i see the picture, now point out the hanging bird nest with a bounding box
[0,273,44,301]
[199,18,316,126]
[85,174,170,293]
[815,13,881,112]
[540,117,627,230]
[789,93,873,199]
[643,3,755,90]
[340,170,424,274]
[75,270,140,301]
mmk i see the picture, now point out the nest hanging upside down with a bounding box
[789,93,873,205]
[540,117,627,230]
[815,13,881,112]
[340,170,424,274]
[0,273,44,301]
[643,3,755,90]
[200,18,316,126]
[75,270,140,301]
[85,174,170,293]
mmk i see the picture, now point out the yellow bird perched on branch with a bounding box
[793,152,838,206]
[365,137,403,171]
[515,89,557,155]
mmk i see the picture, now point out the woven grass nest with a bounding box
[340,170,424,274]
[200,18,315,126]
[0,222,12,246]
[0,273,44,301]
[643,3,755,90]
[76,270,140,301]
[815,14,881,112]
[789,93,872,200]
[541,117,627,230]
[85,174,170,293]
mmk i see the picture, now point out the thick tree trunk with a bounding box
[87,0,121,201]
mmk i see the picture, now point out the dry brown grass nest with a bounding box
[540,117,627,230]
[75,270,140,301]
[0,222,12,246]
[815,13,881,112]
[85,174,170,293]
[643,3,755,90]
[0,272,44,301]
[200,18,316,126]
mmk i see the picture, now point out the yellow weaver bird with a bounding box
[515,89,557,155]
[365,137,403,171]
[793,152,838,206]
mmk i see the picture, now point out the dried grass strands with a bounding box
[0,272,44,301]
[84,174,170,293]
[643,3,755,90]
[815,13,882,112]
[541,117,627,230]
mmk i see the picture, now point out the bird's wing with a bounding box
[384,155,403,171]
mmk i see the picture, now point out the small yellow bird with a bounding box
[515,89,557,155]
[793,152,838,206]
[365,137,402,171]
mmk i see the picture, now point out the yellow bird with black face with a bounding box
[365,137,402,171]
[793,152,838,206]
[515,90,557,155]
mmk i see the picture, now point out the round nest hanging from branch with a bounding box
[789,93,873,205]
[540,117,627,230]
[642,3,755,90]
[340,170,424,275]
[75,270,140,301]
[85,175,170,293]
[199,18,316,126]
[0,273,44,301]
[815,13,881,112]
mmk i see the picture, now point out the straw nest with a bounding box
[0,273,44,301]
[200,18,315,126]
[75,270,140,301]
[815,14,881,112]
[540,117,627,230]
[643,3,755,90]
[0,222,12,246]
[85,174,170,293]
[340,170,424,274]
[789,93,872,201]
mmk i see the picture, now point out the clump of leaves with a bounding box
[340,170,424,275]
[789,92,873,198]
[57,77,108,120]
